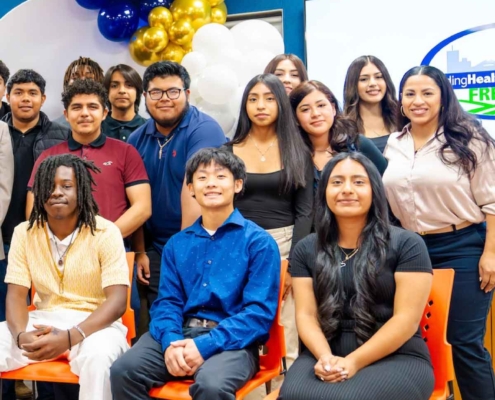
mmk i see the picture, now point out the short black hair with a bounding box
[143,61,191,92]
[7,69,46,95]
[0,60,10,85]
[62,79,108,110]
[104,64,143,113]
[186,148,247,194]
[29,154,100,234]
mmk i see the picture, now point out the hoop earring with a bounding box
[400,106,406,117]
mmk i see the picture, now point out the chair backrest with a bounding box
[259,260,287,373]
[420,268,455,393]
[29,252,136,345]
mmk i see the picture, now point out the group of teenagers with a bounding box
[0,50,493,400]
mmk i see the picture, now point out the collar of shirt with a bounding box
[184,209,245,238]
[46,223,79,247]
[145,104,193,139]
[104,113,146,131]
[68,132,106,150]
[7,114,43,136]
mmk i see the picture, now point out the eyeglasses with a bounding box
[147,87,185,101]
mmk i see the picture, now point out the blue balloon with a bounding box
[139,0,173,21]
[98,2,140,42]
[76,0,110,10]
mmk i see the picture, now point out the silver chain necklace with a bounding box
[249,134,276,162]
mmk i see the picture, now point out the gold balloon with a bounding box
[160,42,186,63]
[143,26,169,53]
[182,42,193,54]
[191,13,211,31]
[168,18,195,46]
[208,0,224,6]
[170,0,211,23]
[210,2,227,24]
[148,6,174,31]
[129,27,161,67]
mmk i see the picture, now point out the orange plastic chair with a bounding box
[422,268,455,400]
[262,268,456,400]
[148,260,288,400]
[0,252,136,399]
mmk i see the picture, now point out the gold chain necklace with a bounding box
[249,134,276,162]
[339,247,359,267]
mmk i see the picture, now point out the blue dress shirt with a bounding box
[127,105,226,253]
[149,209,281,360]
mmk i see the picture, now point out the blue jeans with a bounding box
[420,223,495,400]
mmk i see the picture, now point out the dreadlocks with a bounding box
[28,154,101,234]
[63,57,105,90]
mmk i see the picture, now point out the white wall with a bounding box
[0,0,146,119]
[305,0,495,135]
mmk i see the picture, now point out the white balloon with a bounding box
[198,64,239,105]
[181,52,207,78]
[228,85,246,120]
[237,49,276,87]
[197,100,235,134]
[210,47,243,70]
[193,23,235,57]
[231,20,284,55]
[189,78,202,104]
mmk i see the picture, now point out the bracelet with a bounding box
[67,329,72,351]
[134,251,147,255]
[16,331,25,349]
[73,325,87,340]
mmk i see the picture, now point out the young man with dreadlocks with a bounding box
[0,154,130,400]
[54,57,105,128]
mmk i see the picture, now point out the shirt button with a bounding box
[203,283,207,287]
[123,136,126,140]
[210,236,214,240]
[207,260,212,264]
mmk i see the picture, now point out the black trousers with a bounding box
[421,223,495,400]
[110,331,259,400]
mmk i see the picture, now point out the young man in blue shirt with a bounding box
[127,61,226,317]
[110,148,280,400]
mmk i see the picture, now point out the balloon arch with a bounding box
[75,0,284,136]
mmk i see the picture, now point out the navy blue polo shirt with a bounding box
[128,105,226,253]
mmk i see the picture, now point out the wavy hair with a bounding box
[289,80,359,154]
[314,152,390,344]
[398,66,495,176]
[229,74,310,192]
[343,55,399,134]
[264,54,309,82]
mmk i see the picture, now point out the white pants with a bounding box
[0,310,129,400]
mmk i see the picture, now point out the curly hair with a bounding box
[7,69,46,95]
[62,79,108,110]
[0,60,10,85]
[63,57,104,90]
[28,154,100,234]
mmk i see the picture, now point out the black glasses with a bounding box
[147,87,185,101]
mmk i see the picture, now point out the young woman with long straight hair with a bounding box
[280,152,434,400]
[226,73,313,373]
[264,54,308,95]
[343,56,399,153]
[383,65,495,400]
[289,80,387,191]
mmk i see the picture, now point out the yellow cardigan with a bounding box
[6,216,129,313]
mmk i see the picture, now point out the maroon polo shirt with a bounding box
[28,133,149,223]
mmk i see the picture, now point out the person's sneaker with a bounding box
[15,380,33,399]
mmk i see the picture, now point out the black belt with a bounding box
[186,318,218,328]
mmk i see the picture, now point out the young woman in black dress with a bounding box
[343,55,399,153]
[280,152,434,400]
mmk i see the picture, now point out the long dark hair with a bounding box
[29,154,100,234]
[264,53,309,82]
[104,64,144,113]
[229,74,310,192]
[343,55,399,134]
[398,66,495,176]
[289,80,359,154]
[314,152,390,345]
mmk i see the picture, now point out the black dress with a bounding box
[280,227,435,400]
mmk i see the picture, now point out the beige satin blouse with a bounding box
[383,125,495,233]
